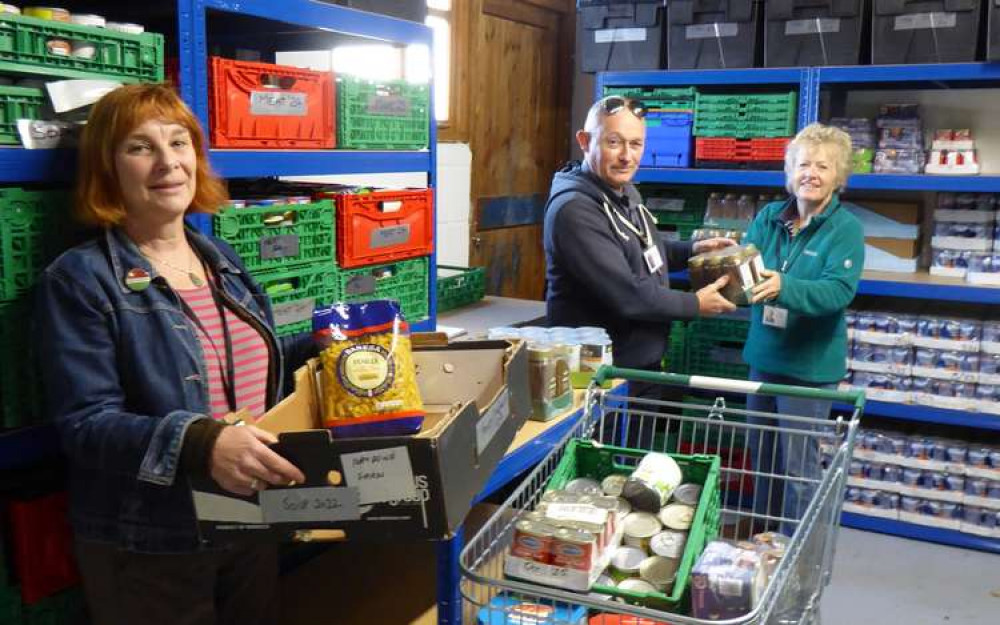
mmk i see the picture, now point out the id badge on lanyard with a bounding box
[643,244,664,274]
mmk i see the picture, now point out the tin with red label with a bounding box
[552,527,597,571]
[510,519,556,564]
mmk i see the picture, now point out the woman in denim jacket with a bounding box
[36,83,311,625]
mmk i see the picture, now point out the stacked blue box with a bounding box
[642,111,694,168]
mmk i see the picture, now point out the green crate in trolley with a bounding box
[0,13,164,82]
[254,264,340,337]
[336,76,429,149]
[0,85,44,144]
[337,256,429,322]
[213,199,335,273]
[436,265,485,312]
[545,439,722,612]
[0,300,44,429]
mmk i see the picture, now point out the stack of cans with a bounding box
[873,104,925,174]
[829,117,875,174]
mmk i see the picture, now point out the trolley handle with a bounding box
[592,365,866,410]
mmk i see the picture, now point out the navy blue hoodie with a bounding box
[543,162,699,368]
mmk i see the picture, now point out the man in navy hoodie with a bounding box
[544,96,735,387]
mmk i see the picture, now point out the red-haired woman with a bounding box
[36,83,310,625]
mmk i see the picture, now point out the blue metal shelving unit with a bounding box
[842,512,1000,554]
[620,63,1000,554]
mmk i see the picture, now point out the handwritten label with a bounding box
[273,298,316,327]
[686,23,739,40]
[544,503,607,526]
[260,486,360,523]
[17,119,81,149]
[785,18,841,35]
[370,225,411,249]
[367,94,411,116]
[341,446,417,505]
[476,388,510,455]
[594,28,647,43]
[251,91,308,116]
[259,234,300,260]
[894,12,957,31]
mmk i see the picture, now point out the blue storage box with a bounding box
[642,111,694,168]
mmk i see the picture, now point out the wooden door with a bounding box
[467,0,575,300]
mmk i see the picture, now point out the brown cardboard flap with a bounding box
[866,237,920,258]
[854,200,921,225]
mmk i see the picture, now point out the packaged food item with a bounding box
[690,541,765,620]
[312,300,424,437]
[478,596,588,625]
[621,453,683,512]
[528,343,572,421]
[687,244,764,306]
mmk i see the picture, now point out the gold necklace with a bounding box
[141,247,204,287]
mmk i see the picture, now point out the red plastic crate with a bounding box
[209,57,334,149]
[695,137,790,162]
[324,188,434,268]
[8,492,80,605]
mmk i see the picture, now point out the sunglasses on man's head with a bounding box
[603,96,647,119]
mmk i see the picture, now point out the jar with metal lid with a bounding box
[688,254,706,289]
[528,344,557,422]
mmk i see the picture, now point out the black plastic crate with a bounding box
[990,0,1000,61]
[872,0,980,64]
[668,0,762,69]
[335,0,427,22]
[579,0,667,72]
[765,0,867,67]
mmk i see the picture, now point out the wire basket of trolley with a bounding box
[460,366,864,625]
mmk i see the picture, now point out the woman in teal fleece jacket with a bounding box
[742,123,865,535]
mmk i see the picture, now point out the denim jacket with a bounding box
[36,226,315,553]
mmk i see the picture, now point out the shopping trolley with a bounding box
[460,367,864,625]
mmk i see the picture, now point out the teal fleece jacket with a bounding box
[742,195,865,383]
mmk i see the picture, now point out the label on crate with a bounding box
[476,388,510,456]
[371,225,412,249]
[259,234,301,260]
[273,298,316,328]
[341,446,418,505]
[685,23,739,40]
[366,95,411,116]
[260,486,361,523]
[250,91,308,116]
[345,274,377,297]
[545,503,607,526]
[894,12,957,31]
[785,18,841,35]
[594,28,647,43]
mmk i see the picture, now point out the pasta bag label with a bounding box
[313,300,425,438]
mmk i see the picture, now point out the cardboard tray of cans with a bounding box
[687,244,765,306]
[504,440,721,611]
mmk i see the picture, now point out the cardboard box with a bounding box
[866,237,920,258]
[851,200,922,225]
[191,339,530,542]
[846,200,921,240]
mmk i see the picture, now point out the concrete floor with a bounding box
[823,528,1000,625]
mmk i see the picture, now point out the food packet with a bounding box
[312,300,424,437]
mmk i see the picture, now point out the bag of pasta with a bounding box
[312,300,424,437]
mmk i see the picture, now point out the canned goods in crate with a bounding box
[621,453,682,513]
[511,519,556,564]
[617,578,660,595]
[601,474,627,497]
[650,530,687,559]
[609,546,646,582]
[551,527,597,571]
[565,477,603,496]
[623,512,661,551]
[672,483,702,506]
[658,503,695,531]
[639,555,678,592]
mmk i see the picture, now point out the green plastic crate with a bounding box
[0,300,44,429]
[694,120,796,139]
[337,256,429,322]
[0,85,44,144]
[656,222,700,242]
[436,265,485,313]
[336,77,429,149]
[21,587,86,625]
[695,92,797,138]
[687,317,750,343]
[0,188,70,302]
[0,584,21,625]
[253,264,340,337]
[664,321,687,374]
[213,200,335,272]
[0,13,164,82]
[603,85,696,111]
[695,92,797,108]
[545,439,721,612]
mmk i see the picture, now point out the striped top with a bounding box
[176,285,270,421]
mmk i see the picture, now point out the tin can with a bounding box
[967,447,990,467]
[580,339,612,373]
[540,490,578,504]
[845,487,861,503]
[964,478,987,497]
[650,530,687,559]
[866,462,885,481]
[983,322,1000,343]
[881,493,901,510]
[623,512,661,552]
[927,439,949,462]
[621,453,682,512]
[859,489,878,506]
[946,443,968,464]
[511,519,557,564]
[69,12,105,26]
[963,505,985,524]
[989,449,1000,469]
[616,497,632,521]
[24,6,70,20]
[658,503,695,531]
[937,502,960,520]
[900,495,921,513]
[906,438,930,460]
[752,531,790,551]
[0,3,20,14]
[609,546,647,582]
[601,474,627,498]
[672,483,702,506]
[944,475,966,492]
[849,459,865,477]
[881,465,902,483]
[639,556,677,591]
[45,38,70,55]
[987,481,1000,499]
[616,578,659,595]
[105,21,145,34]
[551,527,597,571]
